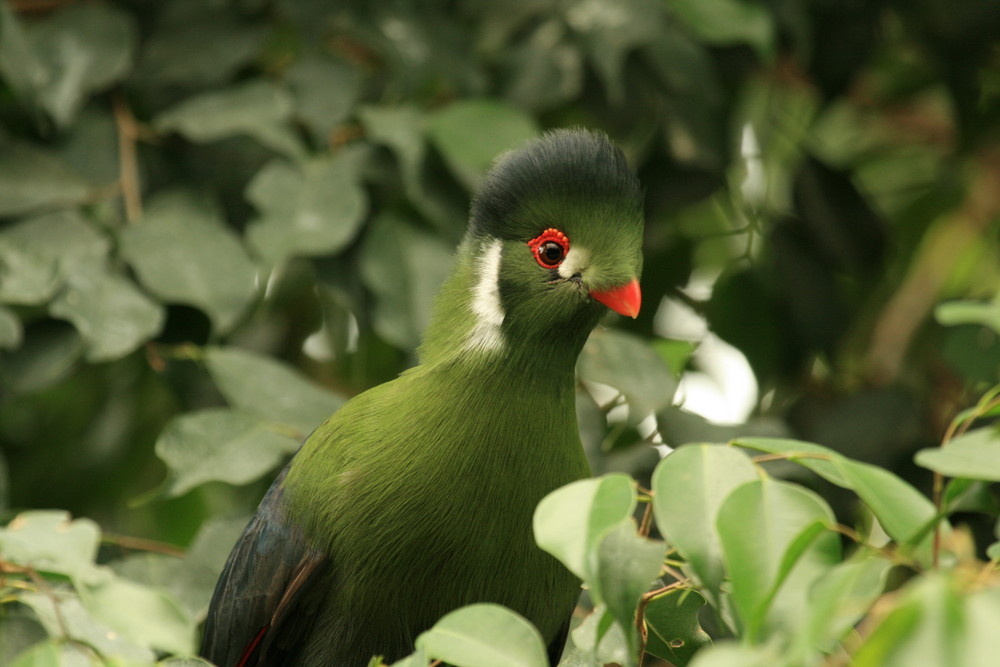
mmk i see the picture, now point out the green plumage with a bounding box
[201,129,645,666]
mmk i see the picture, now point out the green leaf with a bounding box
[0,238,58,305]
[49,264,165,362]
[796,557,891,654]
[0,511,102,585]
[287,52,362,145]
[205,346,343,437]
[915,427,1000,481]
[935,297,1000,334]
[579,328,679,422]
[0,306,21,349]
[666,0,775,59]
[20,589,154,664]
[359,213,454,350]
[155,408,300,497]
[155,80,305,159]
[27,4,136,128]
[415,603,548,667]
[686,642,777,667]
[595,521,666,659]
[0,210,111,277]
[0,322,83,393]
[851,573,963,667]
[533,474,636,582]
[566,606,631,666]
[500,20,582,112]
[246,154,368,266]
[652,338,698,377]
[426,99,538,190]
[716,477,841,640]
[0,141,93,216]
[644,589,711,667]
[120,190,258,333]
[0,3,47,109]
[651,444,758,603]
[86,577,195,656]
[733,437,938,551]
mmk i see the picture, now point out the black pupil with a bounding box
[540,241,564,265]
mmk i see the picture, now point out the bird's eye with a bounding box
[528,228,570,269]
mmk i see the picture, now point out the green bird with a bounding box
[200,128,644,666]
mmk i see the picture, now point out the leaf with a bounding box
[595,521,666,659]
[426,99,538,190]
[20,589,154,664]
[287,51,362,144]
[716,478,841,640]
[685,642,776,667]
[796,557,891,654]
[666,0,775,60]
[155,80,305,159]
[533,474,636,582]
[246,154,368,266]
[644,589,711,667]
[358,213,454,350]
[0,321,83,394]
[579,328,679,423]
[0,3,47,108]
[415,604,548,667]
[0,511,102,585]
[0,239,58,305]
[155,408,300,497]
[205,346,343,437]
[733,437,938,551]
[49,263,165,362]
[27,4,136,128]
[500,20,582,112]
[85,577,195,656]
[0,306,21,349]
[651,444,758,603]
[133,5,266,87]
[935,296,1000,334]
[0,141,93,216]
[566,606,631,666]
[120,190,258,333]
[915,427,1000,481]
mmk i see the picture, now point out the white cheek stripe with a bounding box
[465,239,506,353]
[558,246,589,279]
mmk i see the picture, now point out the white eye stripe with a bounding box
[465,238,506,353]
[557,247,589,279]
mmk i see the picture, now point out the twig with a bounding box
[112,91,143,224]
[101,533,186,558]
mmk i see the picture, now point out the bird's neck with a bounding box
[417,238,597,379]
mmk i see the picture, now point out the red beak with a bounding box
[590,279,641,319]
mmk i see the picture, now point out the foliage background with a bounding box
[0,0,998,664]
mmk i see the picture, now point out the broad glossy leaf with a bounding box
[415,604,548,667]
[666,0,774,59]
[687,642,777,667]
[595,520,666,656]
[0,511,102,585]
[28,4,136,128]
[20,590,154,664]
[359,213,453,350]
[717,478,840,640]
[206,346,343,437]
[915,427,1000,481]
[426,99,538,190]
[49,263,164,362]
[579,328,678,423]
[534,474,636,581]
[851,573,963,667]
[133,6,266,87]
[651,444,758,602]
[0,239,58,305]
[287,52,361,144]
[734,437,937,549]
[644,589,711,666]
[87,577,194,656]
[797,557,890,654]
[0,210,111,276]
[155,80,304,159]
[246,154,368,266]
[155,408,300,497]
[0,142,93,216]
[121,190,258,333]
[567,606,630,666]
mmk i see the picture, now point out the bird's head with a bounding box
[421,129,644,364]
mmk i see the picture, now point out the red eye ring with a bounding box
[528,228,570,268]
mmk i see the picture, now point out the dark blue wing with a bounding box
[200,465,328,667]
